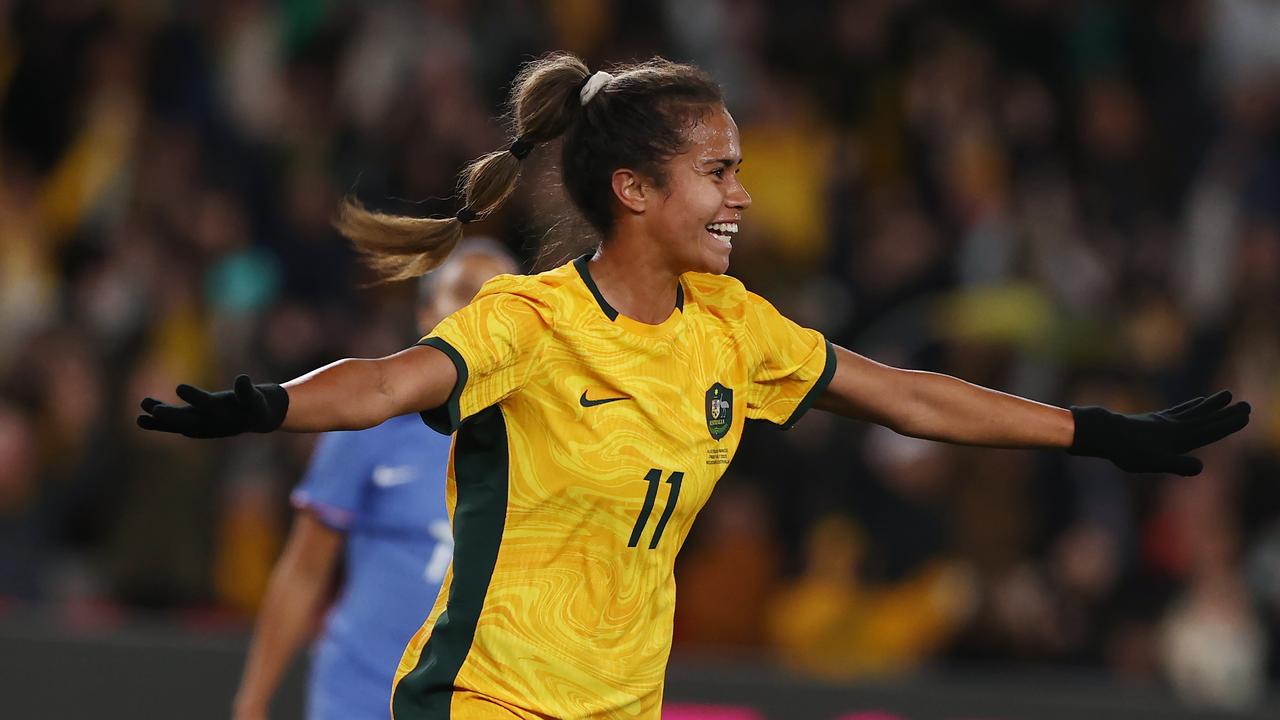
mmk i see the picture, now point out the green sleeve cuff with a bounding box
[779,340,836,430]
[416,337,468,434]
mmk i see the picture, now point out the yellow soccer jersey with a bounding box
[393,254,835,720]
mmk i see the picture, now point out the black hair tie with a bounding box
[455,207,477,224]
[508,138,535,160]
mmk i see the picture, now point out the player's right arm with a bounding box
[138,277,549,439]
[280,345,455,432]
[136,344,456,437]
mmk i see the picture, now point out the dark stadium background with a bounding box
[2,1,1279,718]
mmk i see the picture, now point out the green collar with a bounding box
[572,253,684,322]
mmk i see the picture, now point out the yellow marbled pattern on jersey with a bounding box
[392,256,834,720]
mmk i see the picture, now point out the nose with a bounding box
[727,176,751,210]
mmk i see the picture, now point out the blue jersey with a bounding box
[290,413,453,720]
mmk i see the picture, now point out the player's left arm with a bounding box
[814,344,1072,448]
[814,344,1251,476]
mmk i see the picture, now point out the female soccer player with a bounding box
[232,240,516,720]
[138,54,1250,720]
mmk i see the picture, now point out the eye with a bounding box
[711,168,725,179]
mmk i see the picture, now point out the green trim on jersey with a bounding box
[779,340,837,430]
[391,404,510,719]
[416,337,467,434]
[573,253,685,321]
[573,254,619,321]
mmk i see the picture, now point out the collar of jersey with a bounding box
[573,253,685,337]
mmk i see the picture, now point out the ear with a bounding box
[611,168,648,215]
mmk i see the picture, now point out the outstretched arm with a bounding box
[815,345,1074,448]
[137,345,457,437]
[280,345,455,432]
[815,344,1250,475]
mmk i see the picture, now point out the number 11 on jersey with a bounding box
[628,468,683,549]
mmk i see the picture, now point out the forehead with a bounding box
[683,107,740,160]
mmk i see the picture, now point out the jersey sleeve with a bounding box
[415,275,553,434]
[741,291,836,429]
[290,430,371,530]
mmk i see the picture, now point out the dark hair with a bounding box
[336,52,723,283]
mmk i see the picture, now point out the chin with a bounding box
[691,240,731,275]
[687,252,729,275]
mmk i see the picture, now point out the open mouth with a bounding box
[705,221,739,246]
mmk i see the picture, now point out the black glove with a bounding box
[136,374,289,438]
[1068,390,1250,476]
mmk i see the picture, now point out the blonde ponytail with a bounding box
[334,201,464,283]
[335,53,590,283]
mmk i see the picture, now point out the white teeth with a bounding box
[706,222,739,233]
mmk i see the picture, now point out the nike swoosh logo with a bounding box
[580,390,631,407]
[372,465,416,488]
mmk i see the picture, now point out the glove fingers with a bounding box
[138,376,266,437]
[149,404,205,436]
[1166,395,1206,418]
[139,405,179,433]
[1199,401,1252,430]
[176,383,218,410]
[136,411,204,436]
[1117,452,1203,475]
[233,374,259,408]
[1181,390,1232,420]
[1179,405,1251,450]
[1159,455,1204,476]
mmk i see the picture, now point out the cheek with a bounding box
[656,176,722,237]
[683,185,724,223]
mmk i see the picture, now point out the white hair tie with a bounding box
[579,71,614,106]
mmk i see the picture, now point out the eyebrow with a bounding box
[701,157,743,168]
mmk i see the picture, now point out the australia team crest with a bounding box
[705,383,733,440]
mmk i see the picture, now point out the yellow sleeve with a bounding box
[741,291,836,428]
[415,276,552,433]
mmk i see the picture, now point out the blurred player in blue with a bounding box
[231,239,518,720]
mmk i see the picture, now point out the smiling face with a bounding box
[642,106,751,275]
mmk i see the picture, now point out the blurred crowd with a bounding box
[2,0,1279,712]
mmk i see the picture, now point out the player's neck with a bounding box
[587,239,681,325]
